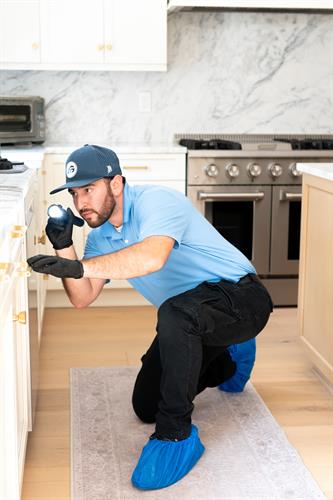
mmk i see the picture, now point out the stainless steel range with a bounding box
[177,133,333,306]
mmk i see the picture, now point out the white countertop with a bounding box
[0,143,187,158]
[0,167,36,196]
[297,163,333,182]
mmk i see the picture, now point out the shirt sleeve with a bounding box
[83,231,110,283]
[136,188,189,249]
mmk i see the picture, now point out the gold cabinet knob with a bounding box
[43,274,49,281]
[97,44,105,51]
[0,262,10,270]
[38,231,46,245]
[13,311,27,324]
[32,42,40,50]
[106,44,112,51]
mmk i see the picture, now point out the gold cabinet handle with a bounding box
[14,262,31,278]
[97,44,105,51]
[43,274,49,281]
[13,311,27,324]
[11,224,26,239]
[123,165,149,170]
[14,270,31,278]
[106,44,112,51]
[32,42,40,50]
[0,262,11,283]
[38,231,46,245]
[17,261,29,271]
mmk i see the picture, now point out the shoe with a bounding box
[131,424,205,490]
[218,338,256,393]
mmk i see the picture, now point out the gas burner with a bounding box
[179,138,242,150]
[274,138,333,150]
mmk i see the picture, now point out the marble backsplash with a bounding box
[1,11,332,145]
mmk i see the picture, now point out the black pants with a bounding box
[132,274,273,441]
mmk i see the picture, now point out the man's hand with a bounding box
[27,254,84,279]
[46,208,83,250]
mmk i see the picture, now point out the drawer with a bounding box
[44,153,186,182]
[130,179,185,194]
[117,154,185,181]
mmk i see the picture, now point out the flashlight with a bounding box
[47,204,84,227]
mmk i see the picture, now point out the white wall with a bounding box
[1,11,332,144]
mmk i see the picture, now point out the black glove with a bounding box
[45,208,83,250]
[27,254,84,279]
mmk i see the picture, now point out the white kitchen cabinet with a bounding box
[0,220,30,500]
[2,149,48,346]
[0,0,167,70]
[0,0,41,64]
[104,0,167,66]
[26,167,48,344]
[40,0,105,64]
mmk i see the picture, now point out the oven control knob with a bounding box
[225,163,240,178]
[269,163,283,178]
[289,162,302,177]
[247,163,262,178]
[204,164,219,177]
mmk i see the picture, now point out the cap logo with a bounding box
[106,165,113,175]
[66,161,78,179]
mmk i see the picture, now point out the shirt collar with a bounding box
[99,182,133,239]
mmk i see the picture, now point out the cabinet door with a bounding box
[104,0,167,66]
[26,168,48,342]
[0,244,29,500]
[0,280,20,500]
[0,0,40,63]
[12,247,30,493]
[36,168,48,339]
[40,0,104,64]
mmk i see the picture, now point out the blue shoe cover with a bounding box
[219,338,256,393]
[131,424,205,490]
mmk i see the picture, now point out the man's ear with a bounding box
[110,175,124,196]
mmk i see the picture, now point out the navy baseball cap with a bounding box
[50,144,122,194]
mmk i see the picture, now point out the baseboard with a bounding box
[45,288,151,308]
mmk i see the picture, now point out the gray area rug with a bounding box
[70,367,326,500]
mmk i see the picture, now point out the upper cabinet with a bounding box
[40,0,105,65]
[0,0,41,64]
[167,0,333,11]
[0,0,167,71]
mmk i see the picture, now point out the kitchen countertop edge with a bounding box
[297,162,333,182]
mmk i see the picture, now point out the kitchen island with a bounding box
[297,163,333,385]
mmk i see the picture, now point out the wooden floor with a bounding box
[22,306,333,500]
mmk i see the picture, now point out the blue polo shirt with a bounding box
[83,183,256,307]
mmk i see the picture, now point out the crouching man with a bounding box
[28,144,273,490]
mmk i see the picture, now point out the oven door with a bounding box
[187,185,271,274]
[270,185,302,275]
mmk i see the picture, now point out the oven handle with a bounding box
[198,191,265,202]
[280,191,302,202]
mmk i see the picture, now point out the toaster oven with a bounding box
[0,96,45,145]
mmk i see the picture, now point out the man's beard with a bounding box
[80,186,116,228]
